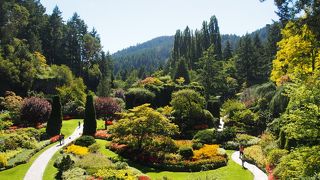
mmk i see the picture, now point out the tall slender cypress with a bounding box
[83,95,96,135]
[46,95,62,136]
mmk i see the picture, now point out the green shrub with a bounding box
[74,135,96,147]
[274,146,320,178]
[125,88,155,109]
[75,153,113,174]
[216,127,236,144]
[0,154,7,168]
[88,143,100,153]
[0,120,13,130]
[266,148,288,166]
[178,147,194,160]
[83,95,97,136]
[0,91,22,123]
[7,149,34,167]
[193,129,216,144]
[243,145,266,169]
[114,162,129,170]
[235,134,260,147]
[61,167,86,180]
[55,155,74,179]
[46,95,62,136]
[192,141,203,150]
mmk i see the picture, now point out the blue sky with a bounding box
[40,0,279,53]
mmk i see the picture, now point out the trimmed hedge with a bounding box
[74,135,96,147]
[151,157,227,172]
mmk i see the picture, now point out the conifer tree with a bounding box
[223,40,233,60]
[174,58,190,84]
[83,94,96,135]
[46,95,62,136]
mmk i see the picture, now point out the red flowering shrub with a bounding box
[109,143,128,153]
[20,97,52,126]
[95,97,121,120]
[95,130,112,140]
[50,135,61,143]
[138,175,151,180]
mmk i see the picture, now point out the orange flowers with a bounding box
[193,144,219,160]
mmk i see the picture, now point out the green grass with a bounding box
[0,119,79,180]
[96,139,118,158]
[144,150,253,180]
[43,132,253,180]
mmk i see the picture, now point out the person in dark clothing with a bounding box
[239,145,244,158]
[78,121,81,128]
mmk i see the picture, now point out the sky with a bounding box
[40,0,279,53]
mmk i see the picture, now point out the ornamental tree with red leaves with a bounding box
[20,97,52,126]
[95,97,121,120]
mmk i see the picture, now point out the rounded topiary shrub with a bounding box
[179,147,194,160]
[74,135,96,147]
[193,129,216,144]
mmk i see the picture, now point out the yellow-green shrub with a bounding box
[64,144,88,156]
[243,145,266,169]
[0,153,8,167]
[94,168,137,180]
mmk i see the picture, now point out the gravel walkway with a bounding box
[24,125,83,180]
[231,151,268,180]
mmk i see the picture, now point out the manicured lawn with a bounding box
[89,139,254,180]
[96,139,118,158]
[0,119,80,180]
[44,136,253,180]
[145,150,253,180]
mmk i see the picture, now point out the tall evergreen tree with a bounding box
[208,16,222,60]
[46,95,62,136]
[235,35,256,86]
[83,94,96,135]
[43,6,64,65]
[201,21,210,52]
[174,58,190,84]
[223,40,233,60]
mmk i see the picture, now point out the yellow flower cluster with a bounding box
[94,169,137,180]
[193,144,219,160]
[64,144,88,156]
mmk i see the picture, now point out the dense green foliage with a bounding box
[74,135,96,147]
[83,95,96,136]
[46,96,62,137]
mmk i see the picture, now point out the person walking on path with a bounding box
[78,121,81,129]
[239,145,244,158]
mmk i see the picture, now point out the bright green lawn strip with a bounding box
[0,119,79,180]
[145,150,253,180]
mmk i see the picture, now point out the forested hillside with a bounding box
[112,36,174,76]
[112,25,270,78]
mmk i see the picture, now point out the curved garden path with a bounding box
[24,125,83,180]
[231,151,268,180]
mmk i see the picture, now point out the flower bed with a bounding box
[64,144,89,156]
